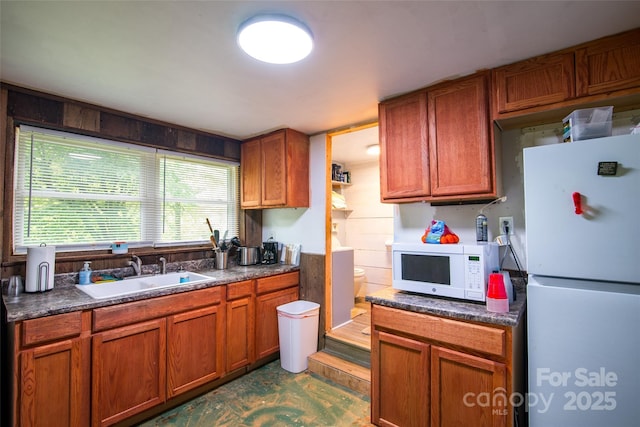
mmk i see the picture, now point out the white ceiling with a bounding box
[332,125,380,166]
[1,1,639,142]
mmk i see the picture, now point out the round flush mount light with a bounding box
[237,14,313,64]
[366,144,380,156]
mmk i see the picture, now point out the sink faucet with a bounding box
[159,257,167,275]
[128,255,142,276]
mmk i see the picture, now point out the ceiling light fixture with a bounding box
[366,144,380,156]
[237,14,313,64]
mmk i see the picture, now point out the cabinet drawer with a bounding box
[373,305,506,358]
[22,311,82,347]
[93,286,222,332]
[255,271,299,295]
[227,280,253,300]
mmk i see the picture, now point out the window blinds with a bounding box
[14,126,239,253]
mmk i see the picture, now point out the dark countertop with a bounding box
[3,263,299,323]
[366,278,526,327]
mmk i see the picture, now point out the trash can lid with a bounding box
[277,300,320,315]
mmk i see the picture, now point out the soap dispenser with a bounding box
[79,261,92,285]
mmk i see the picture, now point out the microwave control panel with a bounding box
[464,255,486,301]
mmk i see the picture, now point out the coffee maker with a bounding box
[262,240,279,265]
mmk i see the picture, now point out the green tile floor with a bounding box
[139,360,372,426]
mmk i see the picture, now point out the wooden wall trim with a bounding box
[299,253,326,349]
[1,83,241,161]
[1,87,7,265]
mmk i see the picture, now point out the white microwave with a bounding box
[392,242,499,302]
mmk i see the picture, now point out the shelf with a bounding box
[331,180,352,187]
[332,208,353,215]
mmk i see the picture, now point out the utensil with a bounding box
[7,275,23,298]
[219,231,229,251]
[209,235,218,249]
[206,218,218,249]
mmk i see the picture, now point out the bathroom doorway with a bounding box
[326,123,393,346]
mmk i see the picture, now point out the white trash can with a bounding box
[276,300,320,373]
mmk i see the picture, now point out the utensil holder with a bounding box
[215,251,228,270]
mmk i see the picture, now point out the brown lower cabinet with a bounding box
[18,329,90,426]
[167,304,225,397]
[10,271,300,427]
[255,272,300,360]
[371,305,524,427]
[92,318,167,426]
[12,311,90,427]
[226,280,255,372]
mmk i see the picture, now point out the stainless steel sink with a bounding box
[76,271,214,299]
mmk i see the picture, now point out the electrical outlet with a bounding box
[499,216,514,235]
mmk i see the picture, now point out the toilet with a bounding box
[354,267,365,298]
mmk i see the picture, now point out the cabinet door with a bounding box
[492,52,575,113]
[19,338,89,427]
[379,91,430,201]
[281,128,310,208]
[227,296,254,371]
[431,346,507,427]
[240,138,262,208]
[260,131,287,207]
[167,304,224,398]
[255,287,298,360]
[575,28,640,97]
[428,73,494,198]
[371,330,430,427]
[92,319,166,427]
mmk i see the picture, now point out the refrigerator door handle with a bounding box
[572,191,583,215]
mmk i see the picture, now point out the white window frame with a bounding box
[13,125,239,254]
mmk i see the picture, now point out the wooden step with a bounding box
[307,351,371,397]
[324,331,371,368]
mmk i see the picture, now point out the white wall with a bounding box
[394,109,640,273]
[340,160,394,296]
[262,133,327,255]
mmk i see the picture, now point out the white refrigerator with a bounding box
[524,134,640,426]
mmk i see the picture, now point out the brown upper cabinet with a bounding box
[379,91,430,201]
[241,128,310,209]
[378,28,639,204]
[575,28,640,97]
[492,51,575,114]
[493,28,640,118]
[379,71,496,203]
[428,72,494,198]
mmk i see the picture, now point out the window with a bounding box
[13,126,239,254]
